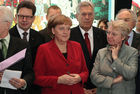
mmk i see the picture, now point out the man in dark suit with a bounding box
[115,9,140,94]
[9,1,44,63]
[70,1,107,94]
[9,1,44,94]
[135,11,140,34]
[0,6,34,94]
[39,5,61,42]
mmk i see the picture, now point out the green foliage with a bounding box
[93,0,108,20]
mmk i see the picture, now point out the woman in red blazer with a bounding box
[34,15,88,94]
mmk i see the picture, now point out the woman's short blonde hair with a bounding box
[108,20,130,39]
[47,14,72,31]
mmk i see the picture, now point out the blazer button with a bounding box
[67,71,70,74]
[113,67,116,70]
[66,63,69,66]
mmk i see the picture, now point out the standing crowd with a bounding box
[0,1,140,94]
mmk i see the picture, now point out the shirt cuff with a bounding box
[21,80,27,90]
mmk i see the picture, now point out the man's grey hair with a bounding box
[116,9,137,23]
[76,1,94,14]
[0,6,13,25]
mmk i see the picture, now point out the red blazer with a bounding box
[34,40,88,94]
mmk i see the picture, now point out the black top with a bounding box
[63,53,67,59]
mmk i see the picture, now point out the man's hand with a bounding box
[9,78,26,89]
[0,72,3,82]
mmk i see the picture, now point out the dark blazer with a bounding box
[39,27,53,42]
[70,26,107,89]
[132,31,140,94]
[136,55,140,94]
[34,40,88,94]
[9,25,44,94]
[132,31,140,50]
[0,36,34,94]
[9,25,45,64]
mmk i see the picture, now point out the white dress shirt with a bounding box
[16,25,30,42]
[128,31,134,46]
[79,26,94,55]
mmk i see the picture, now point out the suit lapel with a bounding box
[50,40,67,62]
[105,46,113,64]
[6,37,17,58]
[29,30,34,45]
[75,26,91,59]
[11,25,21,39]
[93,27,100,55]
[132,31,140,49]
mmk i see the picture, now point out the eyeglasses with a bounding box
[18,14,33,20]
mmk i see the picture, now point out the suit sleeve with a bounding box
[78,45,89,85]
[33,46,58,88]
[22,46,35,88]
[90,51,114,88]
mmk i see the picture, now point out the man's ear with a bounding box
[7,21,11,29]
[32,16,35,22]
[15,14,18,21]
[46,15,48,20]
[75,14,79,20]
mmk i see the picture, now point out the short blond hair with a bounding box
[108,20,130,39]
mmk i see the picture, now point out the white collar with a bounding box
[79,26,93,38]
[16,25,30,35]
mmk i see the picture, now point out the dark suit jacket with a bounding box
[132,31,140,50]
[0,36,34,94]
[9,25,44,94]
[39,27,53,42]
[132,31,140,94]
[9,25,45,64]
[136,55,140,94]
[70,26,107,89]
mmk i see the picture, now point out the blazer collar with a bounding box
[50,39,73,62]
[106,43,126,62]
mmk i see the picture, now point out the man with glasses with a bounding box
[9,1,44,94]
